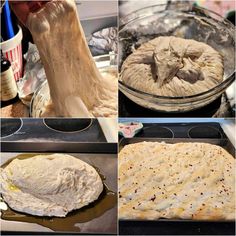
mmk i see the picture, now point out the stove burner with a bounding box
[140,126,174,138]
[43,119,93,133]
[1,118,23,138]
[188,126,222,139]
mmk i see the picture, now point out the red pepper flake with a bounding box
[150,195,156,201]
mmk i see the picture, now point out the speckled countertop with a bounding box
[1,101,29,118]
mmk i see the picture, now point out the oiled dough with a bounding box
[119,142,235,220]
[27,0,117,117]
[0,154,103,217]
[121,36,223,97]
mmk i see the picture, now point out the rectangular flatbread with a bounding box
[119,142,235,220]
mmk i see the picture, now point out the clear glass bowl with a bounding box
[119,2,235,113]
[30,54,117,117]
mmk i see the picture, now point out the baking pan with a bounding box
[1,143,117,235]
[119,137,235,235]
[119,137,235,156]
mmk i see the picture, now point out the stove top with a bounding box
[119,92,234,118]
[119,122,227,140]
[1,118,106,142]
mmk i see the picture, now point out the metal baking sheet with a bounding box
[1,152,117,235]
[119,137,235,235]
[119,137,235,156]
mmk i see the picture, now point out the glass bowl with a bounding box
[30,54,117,117]
[119,2,235,113]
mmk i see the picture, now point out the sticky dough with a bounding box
[27,0,117,117]
[121,36,224,97]
[0,154,103,217]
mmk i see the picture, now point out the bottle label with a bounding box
[1,68,18,101]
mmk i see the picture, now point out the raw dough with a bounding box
[119,142,235,220]
[121,36,223,97]
[27,0,117,117]
[0,154,103,217]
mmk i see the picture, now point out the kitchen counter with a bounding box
[1,101,29,118]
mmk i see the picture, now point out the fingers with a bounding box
[27,1,50,13]
[9,1,51,25]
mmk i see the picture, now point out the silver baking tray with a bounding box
[119,137,235,235]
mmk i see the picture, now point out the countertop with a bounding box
[1,101,29,118]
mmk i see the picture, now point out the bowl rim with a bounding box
[119,3,236,100]
[119,3,236,29]
[119,73,235,100]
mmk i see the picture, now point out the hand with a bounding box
[9,1,51,25]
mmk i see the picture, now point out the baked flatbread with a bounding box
[119,142,235,220]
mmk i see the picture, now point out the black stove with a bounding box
[1,118,106,142]
[119,92,234,118]
[133,122,226,139]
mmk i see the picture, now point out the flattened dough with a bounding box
[119,142,235,220]
[27,0,117,117]
[121,36,223,97]
[0,154,103,217]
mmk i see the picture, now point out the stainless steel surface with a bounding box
[1,152,117,234]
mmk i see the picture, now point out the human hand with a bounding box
[9,1,51,25]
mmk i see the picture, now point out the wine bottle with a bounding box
[1,51,19,108]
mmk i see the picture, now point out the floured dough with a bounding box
[0,154,103,217]
[27,0,117,117]
[121,36,223,97]
[119,142,235,220]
